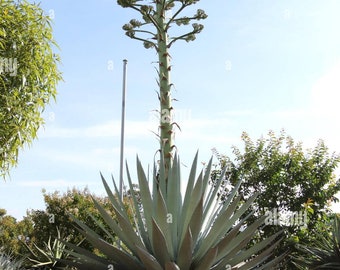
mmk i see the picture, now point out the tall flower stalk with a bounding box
[117,0,207,177]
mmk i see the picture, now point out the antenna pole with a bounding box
[119,59,127,202]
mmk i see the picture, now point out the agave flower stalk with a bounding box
[117,0,207,175]
[62,153,286,269]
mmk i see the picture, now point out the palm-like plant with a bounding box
[293,215,340,269]
[0,249,23,270]
[62,152,285,269]
[24,228,77,269]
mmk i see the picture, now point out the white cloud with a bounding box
[311,60,340,116]
[17,179,88,188]
[39,120,156,139]
[220,110,255,117]
[36,146,140,172]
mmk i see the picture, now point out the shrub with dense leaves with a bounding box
[211,130,340,269]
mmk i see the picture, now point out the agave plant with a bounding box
[24,227,77,269]
[293,215,340,269]
[0,249,23,270]
[62,153,285,269]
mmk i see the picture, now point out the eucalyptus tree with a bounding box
[117,0,207,174]
[0,0,62,179]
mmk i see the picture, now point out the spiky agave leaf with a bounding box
[63,152,285,269]
[292,215,340,269]
[0,248,24,270]
[24,227,75,269]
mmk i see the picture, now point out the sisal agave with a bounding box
[62,152,285,269]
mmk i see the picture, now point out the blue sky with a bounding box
[1,0,340,220]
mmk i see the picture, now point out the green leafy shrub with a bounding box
[211,130,340,268]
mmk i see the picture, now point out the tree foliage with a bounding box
[0,187,136,268]
[0,208,34,257]
[0,0,62,179]
[27,187,135,253]
[211,130,340,269]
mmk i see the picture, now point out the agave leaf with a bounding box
[153,161,160,216]
[101,174,127,221]
[155,186,174,258]
[198,165,232,238]
[87,211,116,243]
[195,196,243,261]
[31,242,51,260]
[202,164,228,217]
[92,196,144,254]
[213,220,244,262]
[188,195,204,245]
[100,173,137,247]
[152,160,158,198]
[181,151,198,214]
[126,162,151,250]
[59,258,107,270]
[137,156,154,245]
[61,241,109,266]
[194,246,219,270]
[135,245,163,270]
[183,151,199,200]
[152,218,171,266]
[84,203,125,246]
[227,232,283,268]
[334,216,340,244]
[201,194,241,242]
[209,212,258,266]
[293,216,340,269]
[158,150,167,197]
[178,151,198,240]
[177,227,193,270]
[190,170,204,210]
[217,193,258,235]
[180,170,203,247]
[258,250,288,270]
[201,156,213,197]
[31,261,52,267]
[198,193,259,262]
[165,261,180,270]
[110,173,123,204]
[212,238,281,270]
[200,200,223,241]
[166,154,181,251]
[237,238,282,270]
[221,215,268,260]
[81,231,142,270]
[70,214,142,269]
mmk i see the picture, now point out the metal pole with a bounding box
[119,59,127,203]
